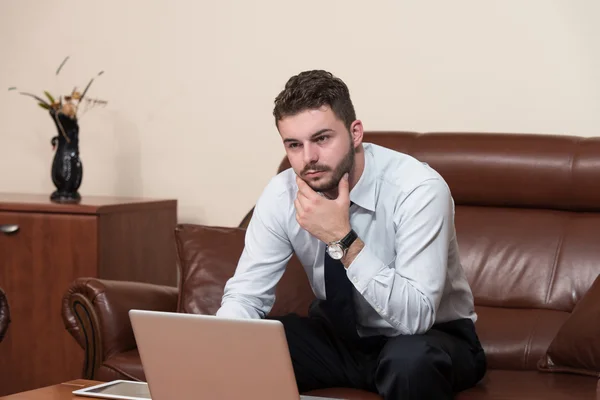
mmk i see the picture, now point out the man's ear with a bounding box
[349,120,364,148]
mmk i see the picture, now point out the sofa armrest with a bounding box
[62,277,179,379]
[0,287,10,342]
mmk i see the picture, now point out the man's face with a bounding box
[278,106,355,193]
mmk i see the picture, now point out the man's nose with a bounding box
[303,143,318,165]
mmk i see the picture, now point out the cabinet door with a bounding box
[0,211,98,396]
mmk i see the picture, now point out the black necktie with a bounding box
[323,251,360,343]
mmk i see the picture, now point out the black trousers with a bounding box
[269,301,487,400]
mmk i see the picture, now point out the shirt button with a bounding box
[352,277,358,284]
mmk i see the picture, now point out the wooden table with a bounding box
[0,380,103,399]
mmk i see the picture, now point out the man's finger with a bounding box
[294,197,303,213]
[296,175,318,200]
[296,185,312,201]
[336,173,350,204]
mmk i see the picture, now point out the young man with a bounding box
[216,70,487,399]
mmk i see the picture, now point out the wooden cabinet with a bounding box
[0,193,177,396]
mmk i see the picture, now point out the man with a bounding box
[216,70,487,399]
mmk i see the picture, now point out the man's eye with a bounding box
[288,143,300,149]
[316,136,328,142]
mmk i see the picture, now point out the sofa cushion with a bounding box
[455,370,599,399]
[304,388,381,399]
[538,273,600,377]
[307,371,600,399]
[474,306,569,370]
[174,224,315,317]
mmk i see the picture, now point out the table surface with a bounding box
[0,380,103,400]
[0,192,176,214]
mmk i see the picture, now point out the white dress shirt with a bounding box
[216,143,476,337]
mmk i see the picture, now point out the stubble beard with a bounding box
[302,144,355,194]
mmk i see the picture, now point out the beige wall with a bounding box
[1,1,599,226]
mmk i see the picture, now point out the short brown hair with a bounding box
[273,70,356,131]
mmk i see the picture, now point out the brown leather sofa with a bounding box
[62,131,600,399]
[0,287,10,342]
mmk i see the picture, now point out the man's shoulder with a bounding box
[256,168,297,206]
[249,169,297,232]
[365,143,446,193]
[365,143,453,219]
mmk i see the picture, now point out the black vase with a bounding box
[49,110,83,203]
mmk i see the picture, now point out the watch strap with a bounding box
[339,229,358,249]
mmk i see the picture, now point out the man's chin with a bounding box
[307,179,338,193]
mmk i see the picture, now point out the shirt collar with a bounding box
[349,143,376,212]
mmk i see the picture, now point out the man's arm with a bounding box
[344,178,453,335]
[216,186,292,319]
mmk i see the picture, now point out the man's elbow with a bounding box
[218,295,267,319]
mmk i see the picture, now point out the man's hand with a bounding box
[294,173,351,244]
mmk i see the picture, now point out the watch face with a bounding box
[327,244,344,260]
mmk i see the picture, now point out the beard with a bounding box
[300,143,355,193]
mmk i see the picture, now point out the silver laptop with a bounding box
[129,309,340,400]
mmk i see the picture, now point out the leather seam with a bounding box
[174,226,185,313]
[523,311,540,369]
[73,300,97,379]
[567,137,582,211]
[544,216,566,306]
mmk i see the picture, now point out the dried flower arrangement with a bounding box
[8,56,107,145]
[8,56,108,203]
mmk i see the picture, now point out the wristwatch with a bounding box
[326,229,358,260]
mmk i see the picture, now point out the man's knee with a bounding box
[375,337,453,399]
[268,313,322,354]
[268,312,302,328]
[379,338,451,378]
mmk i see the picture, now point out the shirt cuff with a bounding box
[345,245,388,293]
